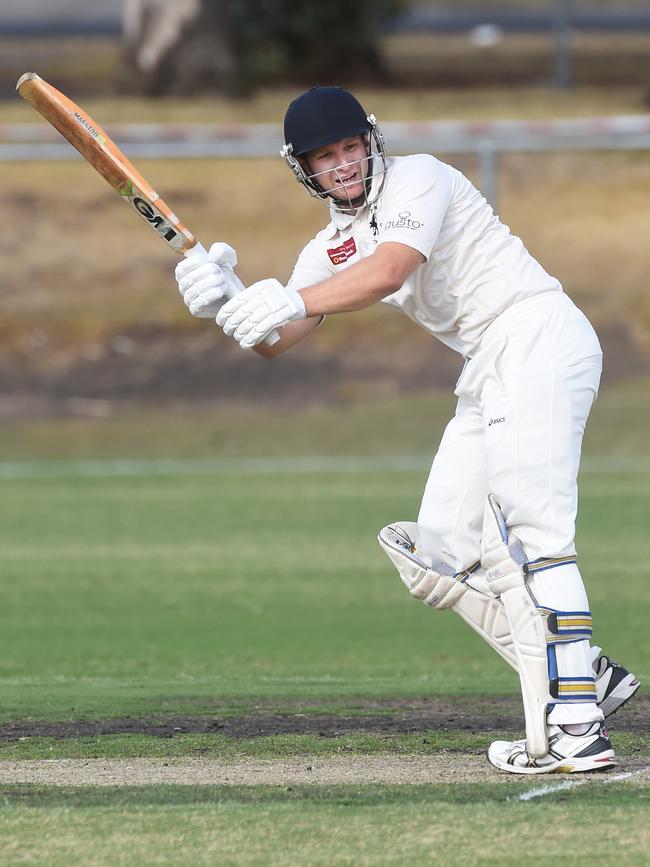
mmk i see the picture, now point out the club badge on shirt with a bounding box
[327,237,357,265]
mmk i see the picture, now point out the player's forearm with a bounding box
[217,244,425,353]
[255,254,404,358]
[253,316,322,358]
[299,247,416,317]
[300,243,425,316]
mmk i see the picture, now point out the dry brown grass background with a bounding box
[1,83,649,407]
[2,149,648,354]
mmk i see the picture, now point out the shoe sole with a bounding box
[601,677,641,719]
[487,747,618,775]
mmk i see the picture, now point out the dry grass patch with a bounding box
[2,150,649,364]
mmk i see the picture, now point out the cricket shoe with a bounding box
[593,646,640,718]
[487,723,617,775]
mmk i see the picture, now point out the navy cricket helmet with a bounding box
[283,87,373,156]
[280,87,387,206]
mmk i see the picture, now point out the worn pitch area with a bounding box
[0,696,646,786]
[0,695,646,741]
[1,756,649,787]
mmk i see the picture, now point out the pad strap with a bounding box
[543,608,593,644]
[527,559,595,705]
[548,647,598,703]
[550,676,598,703]
[455,561,481,583]
[526,555,577,575]
[545,606,596,705]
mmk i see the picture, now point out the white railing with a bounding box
[3,114,650,207]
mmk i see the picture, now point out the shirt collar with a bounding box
[330,207,360,230]
[318,207,359,241]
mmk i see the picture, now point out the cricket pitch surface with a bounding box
[0,695,647,740]
[0,695,646,786]
[1,755,649,787]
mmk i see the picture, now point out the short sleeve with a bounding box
[377,155,454,261]
[286,237,335,292]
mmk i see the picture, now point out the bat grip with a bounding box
[187,243,280,347]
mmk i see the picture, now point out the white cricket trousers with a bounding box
[417,292,603,724]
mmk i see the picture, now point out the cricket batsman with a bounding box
[175,87,639,774]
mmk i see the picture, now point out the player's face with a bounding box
[304,135,369,204]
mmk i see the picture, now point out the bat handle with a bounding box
[185,243,280,347]
[187,242,209,259]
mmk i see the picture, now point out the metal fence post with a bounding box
[553,0,574,88]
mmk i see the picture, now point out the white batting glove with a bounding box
[216,278,306,349]
[175,242,239,318]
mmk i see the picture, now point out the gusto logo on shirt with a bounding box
[327,237,357,265]
[382,210,423,230]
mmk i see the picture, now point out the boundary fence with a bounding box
[2,114,650,207]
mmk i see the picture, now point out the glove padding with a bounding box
[175,242,239,318]
[216,278,306,349]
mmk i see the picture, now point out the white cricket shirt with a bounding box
[286,154,562,357]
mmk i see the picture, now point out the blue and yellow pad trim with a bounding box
[543,608,593,644]
[549,675,598,703]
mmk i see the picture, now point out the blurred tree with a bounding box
[120,0,401,96]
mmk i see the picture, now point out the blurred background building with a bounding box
[3,1,650,94]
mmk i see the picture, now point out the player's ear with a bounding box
[298,155,312,175]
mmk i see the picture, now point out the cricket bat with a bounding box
[16,72,279,345]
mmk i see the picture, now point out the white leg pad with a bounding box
[379,520,519,666]
[481,495,550,758]
[498,586,551,757]
[452,587,517,671]
[528,562,602,725]
[377,522,468,610]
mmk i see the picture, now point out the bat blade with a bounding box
[16,73,280,345]
[16,72,196,255]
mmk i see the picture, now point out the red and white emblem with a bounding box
[327,237,357,265]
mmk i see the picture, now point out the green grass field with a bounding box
[1,74,648,862]
[0,456,648,718]
[2,56,649,863]
[1,784,648,866]
[0,382,648,864]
